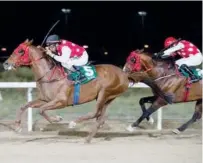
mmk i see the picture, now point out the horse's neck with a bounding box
[29,47,53,80]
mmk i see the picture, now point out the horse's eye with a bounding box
[18,49,24,55]
[130,58,136,63]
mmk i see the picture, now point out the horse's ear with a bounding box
[24,38,29,43]
[28,39,33,45]
[135,49,139,53]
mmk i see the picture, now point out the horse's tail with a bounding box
[142,78,173,104]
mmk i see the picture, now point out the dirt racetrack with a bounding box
[0,129,201,163]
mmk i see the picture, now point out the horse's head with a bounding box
[123,49,153,73]
[3,39,34,70]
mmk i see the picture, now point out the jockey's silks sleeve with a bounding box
[52,46,71,63]
[163,43,184,56]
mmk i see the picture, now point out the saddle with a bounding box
[67,63,98,85]
[155,54,202,84]
[65,63,98,106]
[178,66,202,84]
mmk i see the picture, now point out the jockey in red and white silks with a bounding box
[160,37,203,81]
[45,34,89,71]
[162,37,203,67]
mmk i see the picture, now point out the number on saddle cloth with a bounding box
[68,65,98,85]
[71,65,98,105]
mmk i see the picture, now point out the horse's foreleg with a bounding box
[38,100,65,123]
[173,99,202,134]
[139,96,157,123]
[15,99,47,131]
[127,97,167,132]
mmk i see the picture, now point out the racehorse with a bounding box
[123,49,202,134]
[2,40,171,142]
[3,39,132,143]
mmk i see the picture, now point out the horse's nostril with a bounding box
[3,61,10,70]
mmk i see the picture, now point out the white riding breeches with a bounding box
[175,53,203,67]
[62,51,89,71]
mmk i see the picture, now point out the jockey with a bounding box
[160,36,203,81]
[45,34,89,73]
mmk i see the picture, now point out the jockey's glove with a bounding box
[152,53,158,60]
[45,47,55,57]
[152,52,163,59]
[160,55,170,59]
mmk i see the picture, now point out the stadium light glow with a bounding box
[83,45,88,49]
[138,11,147,16]
[61,8,71,14]
[144,44,149,48]
[1,47,7,51]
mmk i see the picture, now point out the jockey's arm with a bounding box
[162,42,184,57]
[51,46,71,63]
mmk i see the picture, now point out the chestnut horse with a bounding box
[123,50,202,134]
[3,39,133,143]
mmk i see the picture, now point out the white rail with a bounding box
[0,82,162,131]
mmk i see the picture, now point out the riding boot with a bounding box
[180,64,199,82]
[73,65,81,72]
[65,69,74,85]
[73,65,81,76]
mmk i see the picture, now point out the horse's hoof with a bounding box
[147,117,154,125]
[126,125,136,132]
[56,115,63,122]
[172,129,181,134]
[40,128,44,131]
[68,121,76,129]
[15,126,22,133]
[84,137,91,144]
[51,115,63,123]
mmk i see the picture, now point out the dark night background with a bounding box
[0,1,202,66]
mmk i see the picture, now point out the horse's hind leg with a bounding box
[173,99,202,134]
[68,91,109,128]
[139,96,157,124]
[68,101,103,128]
[85,98,115,143]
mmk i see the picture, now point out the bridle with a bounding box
[13,44,65,83]
[126,52,178,82]
[126,51,153,75]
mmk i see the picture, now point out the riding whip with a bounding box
[40,20,61,47]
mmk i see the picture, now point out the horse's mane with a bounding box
[29,44,58,67]
[134,48,174,67]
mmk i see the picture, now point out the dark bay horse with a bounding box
[123,50,202,134]
[3,39,132,143]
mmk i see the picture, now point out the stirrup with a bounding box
[73,65,81,71]
[189,76,199,83]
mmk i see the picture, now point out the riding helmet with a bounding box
[46,34,60,45]
[164,37,177,48]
